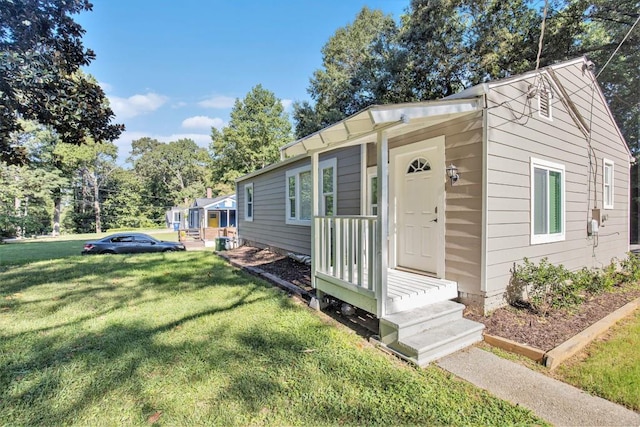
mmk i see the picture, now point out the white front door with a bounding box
[391,137,444,276]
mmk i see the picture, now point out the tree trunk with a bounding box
[52,189,61,236]
[14,196,22,238]
[92,171,101,233]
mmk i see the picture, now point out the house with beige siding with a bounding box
[235,57,631,365]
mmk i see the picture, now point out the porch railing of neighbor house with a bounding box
[314,216,378,291]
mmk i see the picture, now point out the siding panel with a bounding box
[484,63,630,299]
[236,146,363,255]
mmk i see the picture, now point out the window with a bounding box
[285,159,337,224]
[320,158,337,216]
[173,212,181,222]
[603,159,614,209]
[407,157,431,173]
[531,158,565,244]
[286,165,312,225]
[245,183,254,222]
[538,85,553,120]
[367,166,378,216]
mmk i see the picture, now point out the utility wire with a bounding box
[596,14,640,79]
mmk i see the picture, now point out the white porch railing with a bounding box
[314,216,378,291]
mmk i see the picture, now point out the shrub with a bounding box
[509,254,639,316]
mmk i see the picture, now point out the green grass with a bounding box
[0,239,545,426]
[556,309,640,411]
[0,230,178,266]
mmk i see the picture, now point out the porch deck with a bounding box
[385,269,457,314]
[315,266,457,316]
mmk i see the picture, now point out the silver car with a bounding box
[82,233,185,255]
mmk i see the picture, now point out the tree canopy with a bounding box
[210,85,292,195]
[293,0,639,153]
[129,137,211,212]
[0,0,124,165]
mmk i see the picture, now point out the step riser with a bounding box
[391,329,484,366]
[415,332,484,366]
[380,308,463,344]
[385,287,458,315]
[380,301,466,345]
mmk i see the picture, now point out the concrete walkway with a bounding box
[437,347,640,426]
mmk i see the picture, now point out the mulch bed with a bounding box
[223,246,312,291]
[222,245,640,351]
[465,286,640,351]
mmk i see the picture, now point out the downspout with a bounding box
[481,94,489,297]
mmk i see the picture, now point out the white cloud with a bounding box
[198,95,236,109]
[281,99,293,110]
[172,101,188,109]
[109,92,168,119]
[182,115,225,130]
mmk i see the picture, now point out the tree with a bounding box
[129,137,210,221]
[101,168,157,229]
[579,0,640,152]
[295,0,638,155]
[210,85,291,193]
[54,138,117,233]
[293,8,401,137]
[0,120,68,238]
[0,0,124,165]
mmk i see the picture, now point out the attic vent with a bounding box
[538,87,552,120]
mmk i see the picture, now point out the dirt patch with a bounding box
[223,246,312,291]
[223,246,640,350]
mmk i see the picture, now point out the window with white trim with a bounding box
[531,158,565,244]
[286,166,312,225]
[320,158,337,216]
[367,166,378,215]
[538,86,553,120]
[244,183,254,222]
[603,159,614,209]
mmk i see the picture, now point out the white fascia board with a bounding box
[369,99,481,124]
[445,84,489,99]
[235,153,309,183]
[486,57,587,91]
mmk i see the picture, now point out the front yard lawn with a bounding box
[555,309,640,411]
[0,247,544,426]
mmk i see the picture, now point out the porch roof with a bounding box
[280,97,483,158]
[190,194,236,210]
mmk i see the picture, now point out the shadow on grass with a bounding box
[0,251,250,300]
[0,247,544,425]
[0,284,278,425]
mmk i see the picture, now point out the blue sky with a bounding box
[77,1,409,164]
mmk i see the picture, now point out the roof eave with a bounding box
[280,98,482,158]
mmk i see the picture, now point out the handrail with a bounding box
[314,216,377,291]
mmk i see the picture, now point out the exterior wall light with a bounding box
[446,164,459,185]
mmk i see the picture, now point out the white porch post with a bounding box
[311,151,319,289]
[375,131,388,317]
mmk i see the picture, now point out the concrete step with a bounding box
[379,300,464,344]
[389,318,485,366]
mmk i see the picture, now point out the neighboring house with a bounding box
[188,193,237,231]
[235,57,631,365]
[165,207,186,230]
